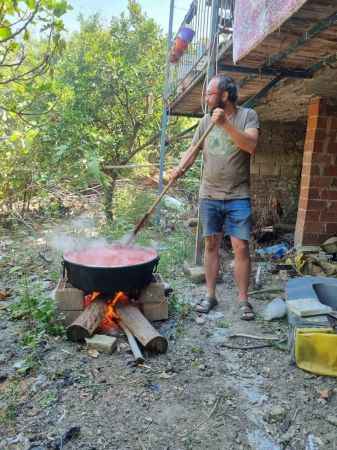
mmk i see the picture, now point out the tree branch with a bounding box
[0,2,40,44]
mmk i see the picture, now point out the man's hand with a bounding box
[170,166,186,182]
[211,107,226,126]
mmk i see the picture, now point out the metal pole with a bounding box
[157,0,174,224]
[194,0,220,266]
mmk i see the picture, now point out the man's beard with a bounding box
[217,99,227,109]
[210,99,226,115]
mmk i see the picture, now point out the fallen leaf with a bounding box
[87,349,99,358]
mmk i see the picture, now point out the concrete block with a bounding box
[85,334,117,354]
[138,280,166,304]
[54,278,84,311]
[183,262,205,283]
[138,277,168,321]
[142,299,168,321]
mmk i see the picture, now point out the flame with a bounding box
[84,291,129,333]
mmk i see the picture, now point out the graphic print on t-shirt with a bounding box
[206,126,237,157]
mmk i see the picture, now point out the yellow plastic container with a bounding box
[295,327,337,377]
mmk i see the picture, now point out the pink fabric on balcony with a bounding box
[233,0,308,63]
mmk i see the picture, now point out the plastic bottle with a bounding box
[262,297,287,321]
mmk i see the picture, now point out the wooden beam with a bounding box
[218,63,311,78]
[264,10,337,67]
[244,75,284,108]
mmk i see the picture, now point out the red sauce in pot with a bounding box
[64,245,157,268]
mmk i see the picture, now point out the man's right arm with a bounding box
[171,143,203,181]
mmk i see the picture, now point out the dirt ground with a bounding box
[1,212,337,450]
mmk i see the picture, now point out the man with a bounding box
[171,75,259,320]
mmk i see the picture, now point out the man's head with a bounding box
[206,75,238,110]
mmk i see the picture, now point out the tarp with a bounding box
[233,0,309,63]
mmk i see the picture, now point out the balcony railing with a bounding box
[169,0,234,99]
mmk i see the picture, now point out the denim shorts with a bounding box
[199,198,252,241]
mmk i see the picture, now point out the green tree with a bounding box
[0,0,70,213]
[46,2,166,220]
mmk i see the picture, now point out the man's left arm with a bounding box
[211,108,259,155]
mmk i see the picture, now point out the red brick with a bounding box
[302,233,326,245]
[301,187,320,200]
[304,222,324,233]
[311,153,332,164]
[320,212,337,222]
[304,138,314,153]
[307,199,326,210]
[306,210,320,221]
[308,116,329,131]
[326,223,337,234]
[302,151,312,165]
[307,116,318,131]
[311,176,332,188]
[326,142,337,154]
[298,197,309,210]
[329,117,337,130]
[307,97,327,117]
[327,190,337,200]
[323,166,337,176]
[300,174,310,188]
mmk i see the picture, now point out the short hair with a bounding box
[213,75,238,103]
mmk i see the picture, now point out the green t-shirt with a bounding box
[191,106,259,200]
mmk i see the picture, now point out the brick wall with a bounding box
[251,121,306,226]
[295,98,337,245]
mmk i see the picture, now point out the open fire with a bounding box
[56,274,169,359]
[84,291,129,334]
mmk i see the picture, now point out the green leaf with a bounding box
[0,27,11,39]
[23,29,30,41]
[26,0,36,9]
[10,131,21,142]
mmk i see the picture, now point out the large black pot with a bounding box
[63,246,159,294]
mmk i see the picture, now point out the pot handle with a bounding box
[153,258,159,273]
[62,260,67,280]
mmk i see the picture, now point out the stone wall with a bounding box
[250,121,306,226]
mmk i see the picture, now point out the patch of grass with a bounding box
[37,390,58,408]
[10,278,64,337]
[216,319,230,328]
[9,278,64,372]
[191,346,204,355]
[0,379,20,426]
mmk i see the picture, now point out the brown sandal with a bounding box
[196,297,218,314]
[239,302,255,321]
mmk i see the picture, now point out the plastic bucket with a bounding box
[174,37,188,52]
[178,27,194,43]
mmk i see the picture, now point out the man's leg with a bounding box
[197,199,224,313]
[204,234,222,298]
[225,198,254,320]
[230,236,250,302]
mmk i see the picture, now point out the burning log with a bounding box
[67,297,107,342]
[117,304,168,354]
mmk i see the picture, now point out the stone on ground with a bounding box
[85,334,117,354]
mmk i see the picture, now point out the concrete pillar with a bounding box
[295,97,337,246]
